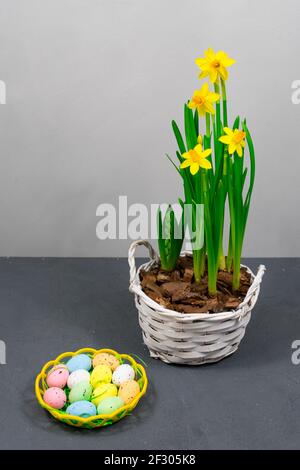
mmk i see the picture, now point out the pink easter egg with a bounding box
[46,364,69,388]
[43,387,67,409]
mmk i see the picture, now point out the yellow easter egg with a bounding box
[91,383,118,406]
[92,353,120,371]
[118,380,140,405]
[90,365,112,388]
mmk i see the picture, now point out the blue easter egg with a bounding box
[66,400,96,418]
[66,354,92,373]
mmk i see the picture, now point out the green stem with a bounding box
[217,233,225,270]
[214,80,221,137]
[205,112,213,189]
[232,246,241,291]
[227,155,244,291]
[232,154,243,291]
[220,79,228,127]
[201,170,217,296]
[200,239,206,276]
[216,150,228,270]
[226,228,233,272]
[193,245,206,282]
[193,249,202,283]
[205,113,211,138]
[227,158,237,283]
[192,163,205,283]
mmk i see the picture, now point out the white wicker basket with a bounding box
[128,240,266,365]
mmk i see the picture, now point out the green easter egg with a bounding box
[97,396,124,415]
[69,380,92,403]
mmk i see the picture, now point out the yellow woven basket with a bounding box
[35,347,148,429]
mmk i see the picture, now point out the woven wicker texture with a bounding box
[128,240,265,365]
[35,348,148,429]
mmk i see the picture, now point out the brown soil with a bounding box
[139,254,252,314]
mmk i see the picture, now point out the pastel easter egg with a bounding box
[67,369,90,389]
[112,364,135,386]
[43,387,67,410]
[69,381,92,403]
[90,365,112,389]
[92,353,120,371]
[118,380,140,405]
[66,400,97,418]
[97,396,124,415]
[91,383,118,406]
[46,364,69,389]
[66,354,92,373]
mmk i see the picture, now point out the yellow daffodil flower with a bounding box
[195,48,235,83]
[219,127,246,157]
[188,83,220,116]
[180,143,212,175]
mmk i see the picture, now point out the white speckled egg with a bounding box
[67,369,90,389]
[112,364,135,386]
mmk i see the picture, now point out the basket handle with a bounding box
[239,264,266,309]
[128,240,159,290]
[246,264,266,297]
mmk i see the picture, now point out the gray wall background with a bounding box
[0,0,299,257]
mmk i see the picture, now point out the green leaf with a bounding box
[242,121,256,227]
[233,116,240,130]
[175,151,196,202]
[165,153,181,175]
[242,168,248,189]
[243,121,255,201]
[176,151,183,163]
[194,110,199,136]
[172,120,186,154]
[157,205,184,271]
[184,104,197,150]
[157,208,166,267]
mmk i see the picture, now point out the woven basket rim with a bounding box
[131,252,265,321]
[35,347,148,426]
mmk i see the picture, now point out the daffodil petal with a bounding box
[197,105,206,116]
[190,163,200,175]
[208,92,220,103]
[201,149,212,159]
[195,58,207,67]
[200,158,212,170]
[209,69,218,83]
[219,65,228,81]
[236,145,243,157]
[223,57,235,67]
[219,136,231,144]
[194,144,203,156]
[180,159,191,169]
[223,127,233,136]
[197,135,203,145]
[218,51,235,67]
[182,152,190,159]
[228,143,236,154]
[201,82,209,95]
[199,70,209,79]
[204,101,215,114]
[193,90,202,98]
[205,48,215,59]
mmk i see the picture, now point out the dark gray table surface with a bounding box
[0,257,299,450]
